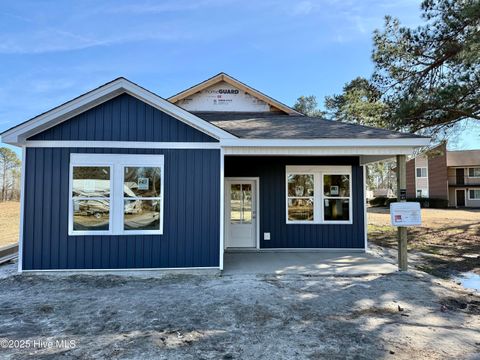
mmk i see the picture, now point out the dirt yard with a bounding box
[0,202,20,248]
[0,263,479,359]
[368,207,480,278]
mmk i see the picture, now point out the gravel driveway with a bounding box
[0,262,479,359]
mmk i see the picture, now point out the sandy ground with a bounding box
[368,207,480,228]
[0,262,479,359]
[0,202,20,248]
[368,207,480,277]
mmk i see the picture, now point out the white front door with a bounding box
[225,180,257,248]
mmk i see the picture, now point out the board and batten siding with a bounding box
[28,93,218,142]
[225,156,365,249]
[23,147,220,270]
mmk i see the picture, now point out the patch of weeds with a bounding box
[441,297,480,315]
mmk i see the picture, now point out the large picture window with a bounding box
[286,166,352,224]
[69,154,164,236]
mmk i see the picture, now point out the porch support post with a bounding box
[219,147,225,271]
[396,154,408,271]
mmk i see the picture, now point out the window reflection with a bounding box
[288,198,314,221]
[124,167,161,197]
[230,184,252,224]
[324,199,349,221]
[323,175,350,197]
[72,167,110,197]
[124,200,160,231]
[73,199,110,230]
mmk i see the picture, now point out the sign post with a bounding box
[396,155,408,271]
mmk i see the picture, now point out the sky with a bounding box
[0,0,478,153]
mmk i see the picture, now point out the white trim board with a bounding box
[17,147,26,273]
[1,77,236,146]
[221,138,430,148]
[223,146,421,156]
[24,141,221,149]
[21,266,220,274]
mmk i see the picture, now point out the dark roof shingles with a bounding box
[193,112,424,139]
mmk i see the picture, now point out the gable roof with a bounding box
[194,112,427,140]
[168,72,302,115]
[1,77,236,146]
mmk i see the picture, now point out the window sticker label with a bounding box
[330,186,339,196]
[137,178,149,190]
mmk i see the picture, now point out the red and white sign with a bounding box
[390,202,422,226]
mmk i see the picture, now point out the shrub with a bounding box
[369,197,388,207]
[385,198,397,207]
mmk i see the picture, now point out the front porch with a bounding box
[223,251,397,275]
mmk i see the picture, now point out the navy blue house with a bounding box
[1,73,429,271]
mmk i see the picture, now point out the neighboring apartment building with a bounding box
[406,143,480,207]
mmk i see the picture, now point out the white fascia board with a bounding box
[1,78,236,146]
[223,146,419,156]
[220,138,430,148]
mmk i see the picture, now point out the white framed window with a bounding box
[69,154,164,236]
[416,189,422,197]
[468,168,480,178]
[416,167,427,178]
[468,189,480,199]
[286,166,352,224]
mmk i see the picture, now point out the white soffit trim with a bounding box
[1,78,236,146]
[24,141,221,149]
[221,138,430,147]
[223,146,418,156]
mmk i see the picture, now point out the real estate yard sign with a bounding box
[390,202,421,226]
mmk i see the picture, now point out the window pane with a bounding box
[124,200,161,231]
[288,174,314,197]
[323,175,350,197]
[73,199,109,231]
[470,190,480,199]
[72,167,110,197]
[230,184,242,223]
[242,184,252,224]
[469,168,480,177]
[324,199,349,221]
[288,198,314,221]
[124,167,161,197]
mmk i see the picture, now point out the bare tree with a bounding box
[0,148,21,202]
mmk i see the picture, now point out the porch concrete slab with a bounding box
[223,251,397,276]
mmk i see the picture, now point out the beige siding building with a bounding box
[406,144,480,208]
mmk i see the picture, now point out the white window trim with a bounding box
[69,153,164,236]
[468,189,480,200]
[468,167,480,178]
[416,167,427,178]
[285,165,353,225]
